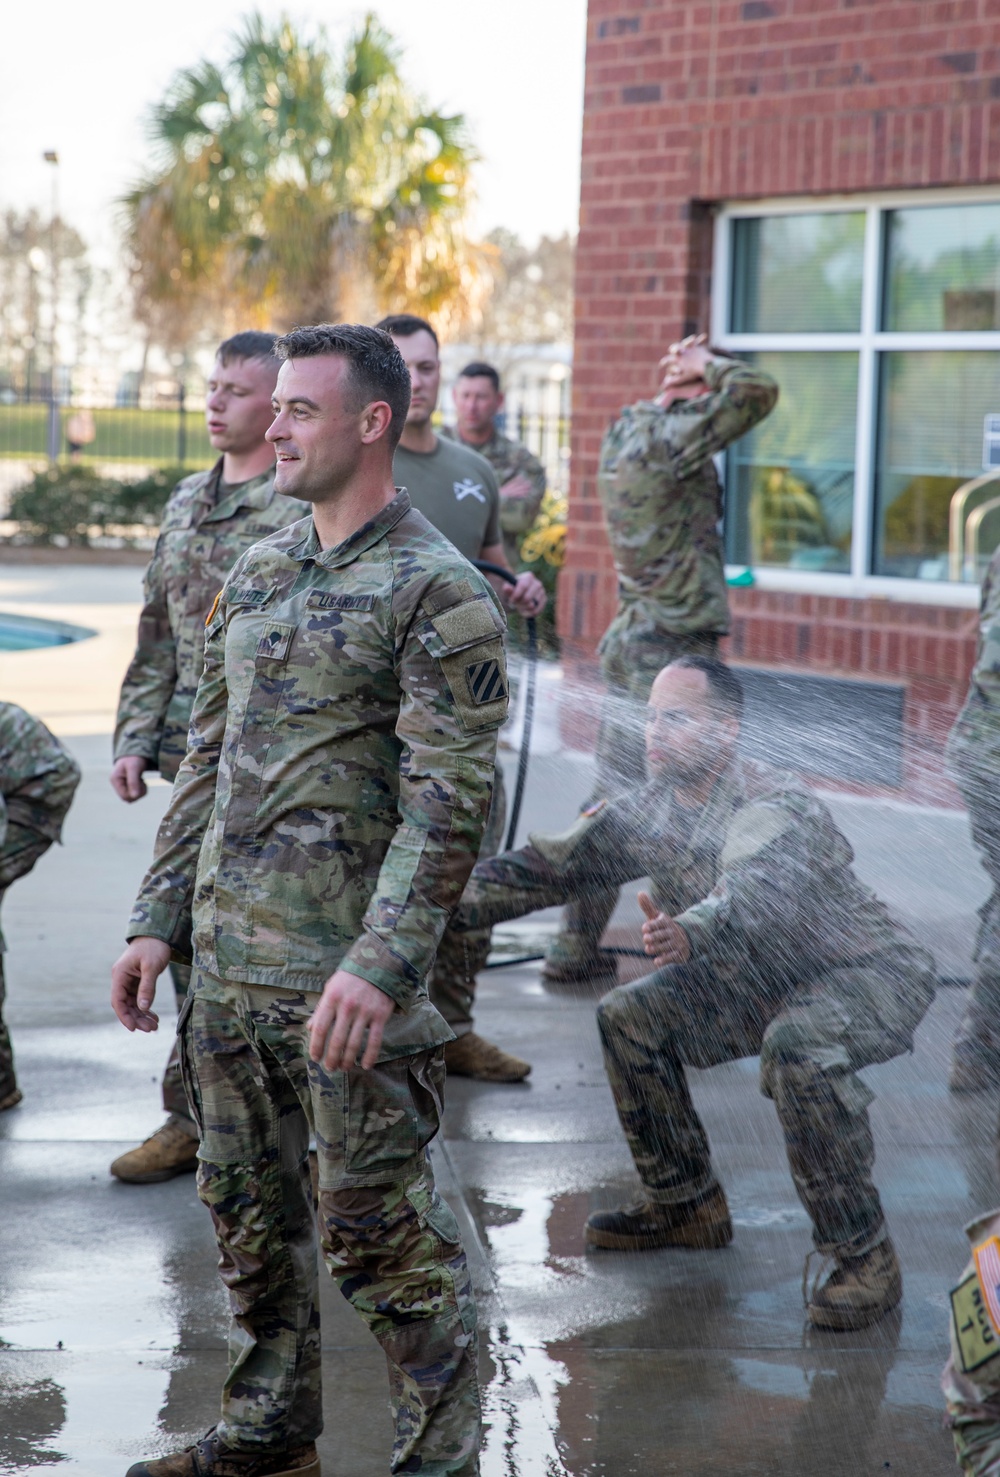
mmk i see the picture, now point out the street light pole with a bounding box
[43,151,60,464]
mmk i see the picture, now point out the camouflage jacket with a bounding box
[599,358,778,639]
[128,492,508,1054]
[441,424,546,565]
[947,544,1000,788]
[113,460,305,781]
[0,702,80,850]
[457,757,932,1010]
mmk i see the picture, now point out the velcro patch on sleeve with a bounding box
[422,579,475,616]
[466,656,508,705]
[720,803,793,870]
[437,639,509,733]
[431,598,504,652]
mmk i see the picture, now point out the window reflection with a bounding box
[884,203,1000,331]
[730,214,865,333]
[874,352,1000,579]
[726,352,857,573]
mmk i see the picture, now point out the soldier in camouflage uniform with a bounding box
[452,659,936,1331]
[110,330,305,1184]
[378,318,547,1085]
[545,335,778,984]
[443,360,547,570]
[945,542,1000,1092]
[0,703,80,1111]
[942,1206,1000,1474]
[113,325,502,1477]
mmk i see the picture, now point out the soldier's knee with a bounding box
[596,983,633,1039]
[198,1161,281,1309]
[760,1020,825,1103]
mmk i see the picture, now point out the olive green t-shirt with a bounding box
[393,437,501,563]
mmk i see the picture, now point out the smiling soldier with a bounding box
[112,324,503,1477]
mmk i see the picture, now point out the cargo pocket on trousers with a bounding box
[175,992,205,1140]
[344,1051,444,1178]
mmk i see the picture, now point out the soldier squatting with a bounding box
[1,325,998,1474]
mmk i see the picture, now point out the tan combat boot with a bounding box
[444,1031,531,1082]
[585,1184,733,1251]
[125,1427,320,1477]
[806,1239,902,1330]
[541,950,618,987]
[110,1119,199,1184]
[0,1084,22,1111]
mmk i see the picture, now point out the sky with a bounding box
[0,0,587,266]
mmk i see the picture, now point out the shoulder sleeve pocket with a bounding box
[413,596,509,734]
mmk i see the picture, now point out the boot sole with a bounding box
[807,1285,902,1331]
[110,1161,199,1185]
[586,1221,733,1252]
[448,1067,532,1083]
[257,1460,321,1477]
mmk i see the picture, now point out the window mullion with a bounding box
[851,206,882,580]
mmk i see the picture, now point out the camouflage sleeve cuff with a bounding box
[341,931,419,1010]
[674,900,722,958]
[702,358,737,392]
[127,902,191,958]
[113,738,161,764]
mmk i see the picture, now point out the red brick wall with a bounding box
[563,0,1000,792]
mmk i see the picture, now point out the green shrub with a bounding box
[6,463,187,545]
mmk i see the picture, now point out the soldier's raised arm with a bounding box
[664,353,779,481]
[113,534,178,774]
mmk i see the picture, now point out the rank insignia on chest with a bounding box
[466,658,507,705]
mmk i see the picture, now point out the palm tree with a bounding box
[123,12,484,350]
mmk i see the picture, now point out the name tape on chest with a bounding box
[227,586,273,609]
[305,589,375,612]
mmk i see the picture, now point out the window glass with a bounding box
[725,352,857,573]
[884,203,1000,331]
[873,352,1000,580]
[730,213,865,333]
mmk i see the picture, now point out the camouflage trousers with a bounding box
[952,777,1000,1068]
[427,771,506,1034]
[549,620,720,973]
[597,953,933,1256]
[161,962,197,1136]
[0,825,57,1099]
[180,971,481,1475]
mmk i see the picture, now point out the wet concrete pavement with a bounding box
[0,561,995,1475]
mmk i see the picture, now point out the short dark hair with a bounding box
[273,323,412,449]
[669,657,744,720]
[217,330,280,367]
[457,361,501,392]
[374,313,439,348]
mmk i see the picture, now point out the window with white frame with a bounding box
[713,194,1000,590]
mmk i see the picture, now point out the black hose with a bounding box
[472,561,538,852]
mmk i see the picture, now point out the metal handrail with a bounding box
[949,470,1000,581]
[965,493,1000,581]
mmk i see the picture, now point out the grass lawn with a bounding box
[0,405,215,468]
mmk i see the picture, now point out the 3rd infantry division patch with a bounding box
[466,658,507,705]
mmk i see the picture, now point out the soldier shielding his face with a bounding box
[451,658,937,1332]
[112,324,506,1477]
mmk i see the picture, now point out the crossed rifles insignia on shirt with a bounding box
[453,479,486,503]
